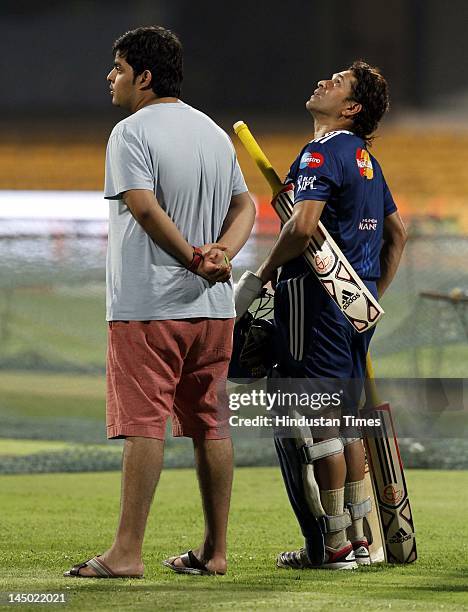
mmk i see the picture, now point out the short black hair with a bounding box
[113,26,183,98]
[347,61,389,146]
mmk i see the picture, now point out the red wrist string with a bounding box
[188,247,204,272]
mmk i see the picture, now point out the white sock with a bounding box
[345,479,366,542]
[320,487,347,549]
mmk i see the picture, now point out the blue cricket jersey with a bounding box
[280,130,397,282]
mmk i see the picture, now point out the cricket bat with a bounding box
[362,456,386,563]
[362,355,417,563]
[233,120,384,333]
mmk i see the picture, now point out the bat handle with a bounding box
[365,353,381,407]
[233,121,284,195]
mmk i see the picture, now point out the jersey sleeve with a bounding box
[232,158,248,196]
[383,179,398,217]
[292,142,343,204]
[104,125,154,200]
[284,154,299,185]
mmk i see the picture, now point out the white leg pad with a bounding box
[297,437,350,533]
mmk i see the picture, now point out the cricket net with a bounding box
[1,221,468,472]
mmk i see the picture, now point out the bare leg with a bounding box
[314,432,347,490]
[171,437,233,574]
[344,439,367,542]
[78,436,164,576]
[344,439,366,482]
[315,451,347,490]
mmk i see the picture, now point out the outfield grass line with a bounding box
[0,438,123,456]
[11,310,104,350]
[0,439,72,456]
[0,371,105,399]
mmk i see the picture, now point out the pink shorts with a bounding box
[106,318,234,440]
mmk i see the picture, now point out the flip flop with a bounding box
[64,555,143,579]
[162,550,223,576]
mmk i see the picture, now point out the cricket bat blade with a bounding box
[362,402,417,563]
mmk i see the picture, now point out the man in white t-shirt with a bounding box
[65,26,255,579]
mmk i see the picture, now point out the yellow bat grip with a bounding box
[366,353,381,407]
[233,121,284,196]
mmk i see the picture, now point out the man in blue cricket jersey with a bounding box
[256,61,407,569]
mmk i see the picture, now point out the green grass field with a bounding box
[1,468,467,611]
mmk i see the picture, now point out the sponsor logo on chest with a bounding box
[356,148,374,179]
[359,218,378,230]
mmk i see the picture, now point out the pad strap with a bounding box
[347,497,372,520]
[300,438,343,464]
[341,437,362,446]
[323,509,352,533]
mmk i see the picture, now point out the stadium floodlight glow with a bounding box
[0,191,108,220]
[0,190,108,237]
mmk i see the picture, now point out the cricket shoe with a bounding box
[276,547,312,569]
[352,538,371,565]
[322,542,358,570]
[276,543,357,570]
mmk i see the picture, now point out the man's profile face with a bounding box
[106,53,136,109]
[306,70,356,117]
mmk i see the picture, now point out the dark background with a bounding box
[2,0,468,128]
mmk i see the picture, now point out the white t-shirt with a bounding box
[104,101,248,321]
